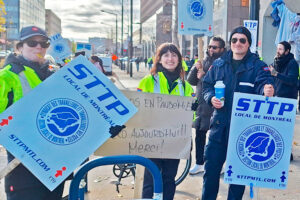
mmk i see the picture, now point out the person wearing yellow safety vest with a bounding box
[138,43,194,200]
[147,56,154,70]
[0,26,65,200]
[191,54,198,65]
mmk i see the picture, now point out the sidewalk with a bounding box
[1,63,300,199]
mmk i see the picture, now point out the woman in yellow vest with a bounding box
[138,43,194,200]
[0,26,65,200]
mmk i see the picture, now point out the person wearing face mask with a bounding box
[138,43,194,200]
[0,26,65,200]
[187,37,225,175]
[201,26,275,200]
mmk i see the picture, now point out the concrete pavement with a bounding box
[1,62,300,199]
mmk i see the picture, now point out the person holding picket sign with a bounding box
[0,26,65,200]
[137,43,194,200]
[201,26,275,200]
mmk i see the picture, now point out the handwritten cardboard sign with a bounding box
[224,92,296,189]
[0,56,137,190]
[95,91,194,159]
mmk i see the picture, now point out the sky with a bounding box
[45,0,140,42]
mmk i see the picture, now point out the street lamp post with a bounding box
[129,0,133,77]
[100,10,118,57]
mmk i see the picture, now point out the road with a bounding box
[1,63,300,199]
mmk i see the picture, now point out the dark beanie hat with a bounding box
[279,41,291,52]
[230,26,252,46]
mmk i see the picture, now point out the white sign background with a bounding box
[0,56,137,191]
[224,93,296,189]
[244,20,258,53]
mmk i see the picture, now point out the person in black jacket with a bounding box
[201,26,274,200]
[269,41,299,100]
[187,36,225,175]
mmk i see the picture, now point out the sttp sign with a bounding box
[0,55,137,191]
[244,20,258,53]
[178,0,213,36]
[224,93,296,189]
[47,33,72,65]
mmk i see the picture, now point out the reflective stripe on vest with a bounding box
[19,71,32,96]
[153,74,184,96]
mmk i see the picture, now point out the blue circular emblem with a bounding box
[37,98,88,145]
[236,124,284,171]
[54,44,64,53]
[187,0,206,20]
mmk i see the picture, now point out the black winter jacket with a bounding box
[202,50,274,142]
[272,53,299,99]
[187,52,223,131]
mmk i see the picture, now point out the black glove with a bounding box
[191,101,199,111]
[109,125,126,138]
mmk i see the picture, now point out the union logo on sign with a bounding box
[36,98,89,145]
[187,0,206,21]
[54,43,64,53]
[236,124,284,171]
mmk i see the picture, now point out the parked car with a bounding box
[0,50,11,59]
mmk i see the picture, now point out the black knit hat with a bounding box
[279,41,291,52]
[230,26,252,46]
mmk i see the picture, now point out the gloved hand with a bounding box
[191,100,199,111]
[109,125,126,138]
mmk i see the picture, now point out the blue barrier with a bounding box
[69,155,163,200]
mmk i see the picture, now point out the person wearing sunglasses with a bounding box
[201,26,274,200]
[187,37,225,175]
[0,26,65,200]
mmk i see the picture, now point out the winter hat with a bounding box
[19,26,48,41]
[230,26,252,46]
[279,41,291,52]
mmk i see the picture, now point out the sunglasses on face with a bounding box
[231,38,247,44]
[208,45,220,50]
[25,40,50,48]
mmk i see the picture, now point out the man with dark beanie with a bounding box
[201,26,275,200]
[269,41,298,100]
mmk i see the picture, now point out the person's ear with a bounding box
[285,49,290,55]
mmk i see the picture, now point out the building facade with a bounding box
[89,37,113,55]
[45,9,61,37]
[139,0,250,59]
[3,0,45,41]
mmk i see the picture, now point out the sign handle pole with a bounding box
[0,158,21,180]
[112,72,128,90]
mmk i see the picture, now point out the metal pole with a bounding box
[129,0,133,77]
[139,23,142,44]
[116,16,118,56]
[249,0,259,48]
[121,0,124,70]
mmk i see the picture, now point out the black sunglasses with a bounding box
[231,38,247,44]
[208,45,220,50]
[25,40,50,48]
